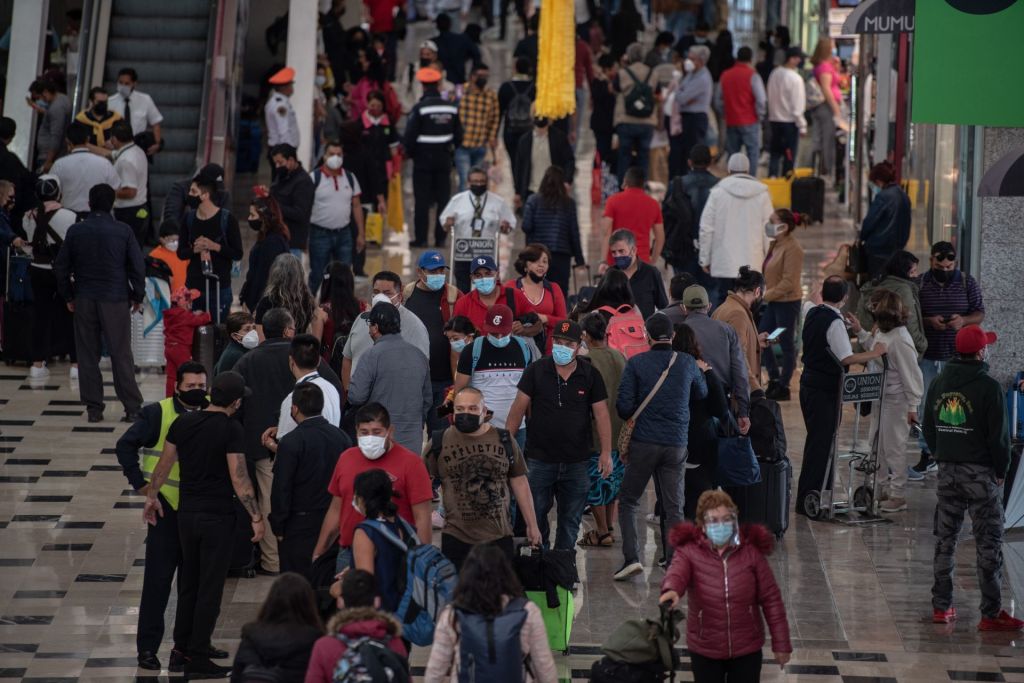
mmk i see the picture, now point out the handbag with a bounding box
[618,354,677,457]
[715,414,761,487]
[846,241,866,275]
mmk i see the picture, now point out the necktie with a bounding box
[123,96,131,130]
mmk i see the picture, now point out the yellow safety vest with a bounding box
[139,398,181,510]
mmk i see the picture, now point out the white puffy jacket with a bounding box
[698,174,774,279]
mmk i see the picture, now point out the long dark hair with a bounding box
[451,544,524,619]
[255,572,323,630]
[354,469,398,520]
[883,250,919,281]
[587,268,635,312]
[537,165,570,209]
[251,195,291,243]
[671,323,703,360]
[320,261,361,332]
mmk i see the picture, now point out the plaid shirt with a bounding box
[458,87,499,149]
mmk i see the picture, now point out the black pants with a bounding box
[137,495,180,653]
[279,512,325,579]
[441,533,514,571]
[768,121,799,177]
[680,112,709,170]
[504,131,525,184]
[73,297,143,417]
[174,510,235,653]
[690,649,763,683]
[413,165,451,247]
[29,267,76,363]
[547,252,572,297]
[594,130,614,171]
[796,382,841,513]
[114,205,149,247]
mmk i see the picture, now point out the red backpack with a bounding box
[599,305,649,359]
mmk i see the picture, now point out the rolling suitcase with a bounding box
[2,248,33,365]
[791,176,825,224]
[192,274,224,377]
[131,276,171,369]
[514,546,578,654]
[725,457,792,540]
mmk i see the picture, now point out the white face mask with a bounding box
[315,74,327,87]
[358,435,388,460]
[164,239,179,252]
[371,292,399,308]
[684,59,695,73]
[326,154,343,170]
[764,222,786,238]
[116,83,133,98]
[241,329,259,349]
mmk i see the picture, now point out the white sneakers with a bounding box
[70,366,79,380]
[28,365,50,379]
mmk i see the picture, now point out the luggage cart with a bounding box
[803,357,889,522]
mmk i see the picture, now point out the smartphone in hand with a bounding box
[767,327,786,343]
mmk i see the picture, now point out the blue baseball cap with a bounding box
[471,255,497,273]
[417,250,448,269]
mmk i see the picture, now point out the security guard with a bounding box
[265,66,300,152]
[403,66,462,249]
[115,361,219,671]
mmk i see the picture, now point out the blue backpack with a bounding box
[360,518,457,646]
[455,597,532,683]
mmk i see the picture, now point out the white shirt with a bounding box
[439,190,516,245]
[766,66,807,132]
[276,371,342,438]
[51,148,122,212]
[310,168,361,229]
[819,303,854,362]
[112,143,149,208]
[108,90,163,135]
[265,91,300,147]
[343,307,430,375]
[24,202,78,271]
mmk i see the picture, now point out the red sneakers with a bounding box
[978,610,1024,631]
[932,607,957,624]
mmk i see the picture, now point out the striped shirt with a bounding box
[918,270,984,361]
[458,87,499,149]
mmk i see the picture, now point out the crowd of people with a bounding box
[1,1,1022,682]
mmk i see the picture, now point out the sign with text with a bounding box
[842,371,884,403]
[453,237,496,263]
[842,0,915,34]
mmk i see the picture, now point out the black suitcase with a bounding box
[192,273,225,377]
[725,457,792,539]
[2,301,34,365]
[791,176,826,224]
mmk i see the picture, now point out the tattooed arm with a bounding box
[227,452,266,542]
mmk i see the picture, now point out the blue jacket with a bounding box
[617,346,707,448]
[53,210,145,303]
[521,194,584,262]
[859,183,911,257]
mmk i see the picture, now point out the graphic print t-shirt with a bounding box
[426,427,527,544]
[456,339,531,428]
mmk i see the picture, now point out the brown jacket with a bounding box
[762,231,804,303]
[712,292,761,390]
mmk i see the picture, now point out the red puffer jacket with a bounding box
[660,523,792,661]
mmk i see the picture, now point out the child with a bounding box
[149,220,188,291]
[162,287,210,396]
[214,311,257,374]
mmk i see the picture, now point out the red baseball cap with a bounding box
[483,304,514,336]
[955,325,997,354]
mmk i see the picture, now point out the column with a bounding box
[2,0,51,167]
[286,0,318,168]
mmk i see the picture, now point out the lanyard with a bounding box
[470,193,487,221]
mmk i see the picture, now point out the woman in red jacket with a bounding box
[659,490,792,682]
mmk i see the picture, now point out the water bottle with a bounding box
[201,251,213,275]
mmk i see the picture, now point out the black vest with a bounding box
[801,305,843,391]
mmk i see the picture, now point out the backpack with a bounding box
[594,603,683,683]
[331,634,409,683]
[505,83,534,135]
[598,305,649,359]
[470,335,530,372]
[661,177,695,267]
[455,597,532,683]
[30,209,63,265]
[623,66,655,119]
[360,517,457,646]
[748,389,787,464]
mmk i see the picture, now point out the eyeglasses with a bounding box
[934,252,956,263]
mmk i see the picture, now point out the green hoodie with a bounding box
[922,359,1010,476]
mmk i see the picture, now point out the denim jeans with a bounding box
[308,224,353,293]
[334,546,354,576]
[726,123,761,177]
[526,459,590,550]
[918,359,946,454]
[615,123,654,184]
[768,121,799,177]
[618,441,687,564]
[759,300,801,388]
[454,146,487,193]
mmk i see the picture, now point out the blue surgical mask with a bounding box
[35,99,49,110]
[551,343,575,366]
[705,521,735,547]
[487,334,511,348]
[425,274,447,291]
[450,338,468,353]
[613,255,632,270]
[472,277,496,295]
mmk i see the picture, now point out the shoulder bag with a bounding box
[617,353,677,457]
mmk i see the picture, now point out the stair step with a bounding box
[109,15,208,40]
[106,38,207,62]
[112,0,212,18]
[103,61,205,85]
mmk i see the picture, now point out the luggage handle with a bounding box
[203,272,221,325]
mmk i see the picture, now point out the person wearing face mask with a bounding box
[602,166,666,269]
[766,46,808,178]
[143,371,263,679]
[109,121,150,245]
[513,110,575,211]
[520,169,585,298]
[711,266,768,392]
[161,287,212,397]
[440,166,516,292]
[239,193,291,314]
[108,68,164,152]
[671,45,713,178]
[443,315,477,377]
[162,163,232,228]
[348,302,432,454]
[659,490,792,679]
[27,79,71,172]
[266,334,343,443]
[74,86,123,154]
[912,242,986,479]
[424,386,542,569]
[115,362,209,671]
[507,244,568,354]
[858,161,912,279]
[606,230,668,320]
[148,220,188,291]
[265,66,300,152]
[266,143,315,256]
[50,122,122,216]
[452,255,537,338]
[454,64,499,193]
[307,140,365,293]
[313,403,434,575]
[718,46,767,176]
[759,209,806,401]
[214,312,257,374]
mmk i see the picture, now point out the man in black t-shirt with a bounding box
[143,371,263,678]
[505,321,613,550]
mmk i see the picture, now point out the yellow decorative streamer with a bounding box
[534,1,576,120]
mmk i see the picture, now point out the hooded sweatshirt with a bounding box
[922,359,1010,476]
[698,174,773,279]
[304,608,407,683]
[230,621,323,683]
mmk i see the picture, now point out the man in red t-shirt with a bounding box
[312,402,433,573]
[453,255,540,338]
[602,167,664,266]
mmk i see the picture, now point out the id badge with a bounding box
[471,217,485,235]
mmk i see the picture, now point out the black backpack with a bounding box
[661,177,695,267]
[749,389,787,463]
[623,66,655,119]
[30,209,62,266]
[505,83,534,135]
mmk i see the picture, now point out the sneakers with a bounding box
[906,466,926,482]
[879,497,907,513]
[28,365,49,379]
[70,366,78,380]
[431,509,445,529]
[645,512,658,525]
[978,610,1024,631]
[932,607,957,624]
[613,560,644,581]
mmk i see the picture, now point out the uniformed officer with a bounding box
[403,66,462,249]
[265,66,300,154]
[114,361,217,671]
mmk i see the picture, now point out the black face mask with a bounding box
[469,184,487,197]
[453,413,481,434]
[475,77,488,89]
[420,57,432,67]
[931,267,954,284]
[184,194,201,209]
[527,271,544,284]
[93,101,108,116]
[248,218,263,232]
[178,389,207,408]
[273,166,289,181]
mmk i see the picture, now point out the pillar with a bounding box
[2,0,51,167]
[286,0,318,168]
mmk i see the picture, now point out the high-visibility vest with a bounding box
[139,398,181,510]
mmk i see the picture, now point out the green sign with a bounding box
[912,1,1024,127]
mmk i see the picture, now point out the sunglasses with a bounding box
[934,252,956,263]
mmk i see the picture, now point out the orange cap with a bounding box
[416,67,442,84]
[268,66,296,85]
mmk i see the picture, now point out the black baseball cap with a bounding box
[193,163,224,187]
[367,301,400,329]
[552,319,582,344]
[646,313,674,342]
[210,371,251,406]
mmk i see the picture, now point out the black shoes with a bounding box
[184,657,231,679]
[122,411,141,423]
[169,648,187,672]
[764,381,791,401]
[137,651,161,670]
[87,411,103,423]
[254,565,280,578]
[193,645,229,659]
